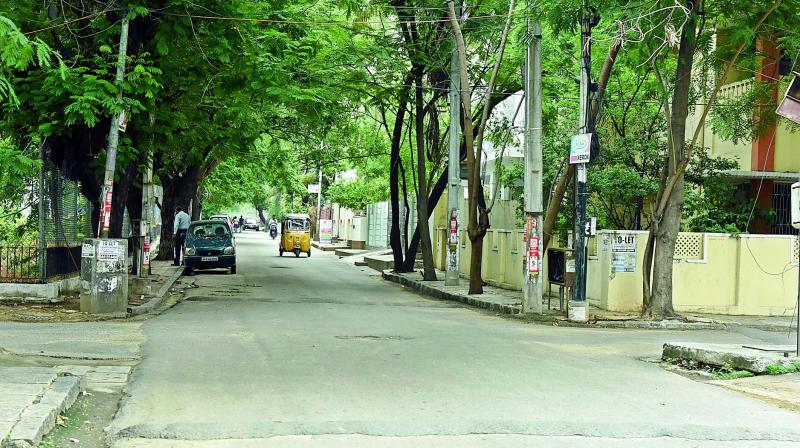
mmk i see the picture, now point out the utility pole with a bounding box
[522,19,543,313]
[316,162,323,241]
[98,18,130,238]
[139,150,154,278]
[570,10,594,321]
[445,0,462,287]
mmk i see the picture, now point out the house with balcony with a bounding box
[688,34,800,235]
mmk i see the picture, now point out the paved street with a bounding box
[108,232,800,447]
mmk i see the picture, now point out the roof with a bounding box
[190,219,229,225]
[726,170,800,182]
[285,213,311,219]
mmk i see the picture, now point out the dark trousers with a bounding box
[174,229,187,265]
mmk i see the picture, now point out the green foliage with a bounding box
[0,14,59,105]
[684,148,750,233]
[765,362,800,375]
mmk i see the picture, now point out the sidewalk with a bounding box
[382,269,794,331]
[0,365,131,447]
[0,261,183,322]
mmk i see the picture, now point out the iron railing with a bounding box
[0,245,41,283]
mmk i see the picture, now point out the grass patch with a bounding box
[713,369,754,380]
[765,362,800,375]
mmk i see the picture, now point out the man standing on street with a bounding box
[174,206,190,266]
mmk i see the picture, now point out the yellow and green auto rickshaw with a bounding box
[280,213,312,257]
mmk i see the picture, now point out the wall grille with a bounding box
[674,233,703,260]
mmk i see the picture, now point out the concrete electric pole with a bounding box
[570,10,594,322]
[522,19,543,313]
[98,18,130,238]
[445,0,462,287]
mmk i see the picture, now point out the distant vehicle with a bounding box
[243,217,259,231]
[280,213,311,258]
[183,220,237,275]
[209,214,233,231]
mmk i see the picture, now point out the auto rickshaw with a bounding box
[280,213,312,257]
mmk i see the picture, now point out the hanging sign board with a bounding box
[308,184,320,194]
[611,233,637,273]
[81,243,94,258]
[569,133,592,164]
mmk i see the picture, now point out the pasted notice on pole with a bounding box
[611,233,637,273]
[320,219,333,245]
[81,243,94,258]
[97,240,120,262]
[569,133,592,164]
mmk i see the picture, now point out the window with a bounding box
[191,223,230,237]
[286,218,309,231]
[773,183,794,235]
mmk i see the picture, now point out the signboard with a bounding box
[143,234,151,268]
[81,243,94,258]
[308,184,320,194]
[611,233,637,273]
[97,240,120,262]
[320,219,333,245]
[119,110,128,132]
[569,133,592,164]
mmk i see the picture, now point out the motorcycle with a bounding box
[269,225,278,239]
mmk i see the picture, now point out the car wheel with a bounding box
[307,250,311,257]
[279,249,283,256]
[230,265,237,274]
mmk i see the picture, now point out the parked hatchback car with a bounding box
[208,214,234,231]
[183,220,236,274]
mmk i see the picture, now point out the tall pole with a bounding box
[139,149,154,278]
[522,19,543,313]
[445,0,462,286]
[570,12,592,321]
[316,159,323,242]
[98,18,129,238]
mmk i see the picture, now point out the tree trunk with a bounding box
[468,236,484,293]
[414,73,436,280]
[109,159,138,239]
[389,73,414,271]
[644,2,697,318]
[256,207,267,226]
[158,165,201,259]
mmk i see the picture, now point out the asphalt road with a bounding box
[109,231,800,447]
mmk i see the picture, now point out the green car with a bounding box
[183,220,237,275]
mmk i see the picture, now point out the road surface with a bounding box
[109,231,800,447]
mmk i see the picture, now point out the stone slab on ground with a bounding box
[663,342,800,373]
[382,270,522,315]
[9,402,58,446]
[335,248,366,257]
[365,255,395,272]
[0,365,125,447]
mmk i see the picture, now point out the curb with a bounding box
[4,374,83,448]
[592,319,727,331]
[127,268,183,316]
[382,270,521,315]
[662,342,800,373]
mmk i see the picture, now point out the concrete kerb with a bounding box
[127,267,183,316]
[383,271,731,330]
[663,342,800,374]
[381,270,522,315]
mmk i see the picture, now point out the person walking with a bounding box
[173,206,190,266]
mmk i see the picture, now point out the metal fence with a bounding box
[0,146,94,283]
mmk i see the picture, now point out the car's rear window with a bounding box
[190,223,230,237]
